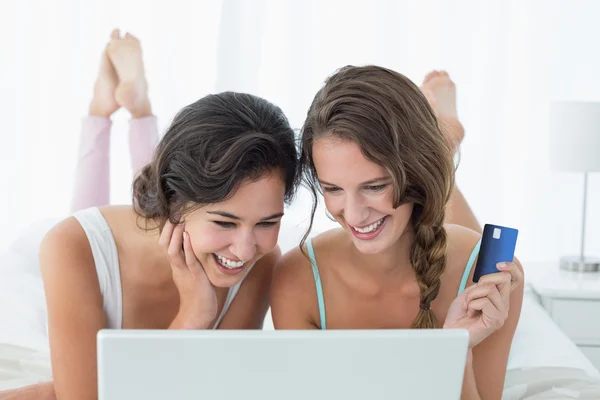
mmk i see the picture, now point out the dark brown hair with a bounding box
[133,92,299,227]
[300,66,455,328]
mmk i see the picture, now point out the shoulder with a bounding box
[40,216,105,324]
[439,224,482,290]
[442,223,524,289]
[39,215,98,286]
[273,228,344,286]
[272,242,314,293]
[40,216,91,261]
[271,231,343,328]
[444,223,481,262]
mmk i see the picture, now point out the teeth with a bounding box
[352,218,384,234]
[216,254,246,269]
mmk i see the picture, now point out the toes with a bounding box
[423,70,439,84]
[125,32,140,42]
[111,28,120,40]
[437,70,455,84]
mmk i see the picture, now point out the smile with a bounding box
[351,217,386,233]
[349,216,388,240]
[214,254,246,269]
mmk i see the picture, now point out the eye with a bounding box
[365,184,388,192]
[323,186,342,193]
[213,221,236,228]
[257,221,279,228]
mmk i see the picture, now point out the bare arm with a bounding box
[465,258,524,399]
[39,218,106,400]
[445,185,482,234]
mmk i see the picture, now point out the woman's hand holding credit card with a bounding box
[444,224,524,348]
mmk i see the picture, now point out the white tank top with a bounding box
[73,208,244,329]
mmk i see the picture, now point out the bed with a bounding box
[1,220,599,398]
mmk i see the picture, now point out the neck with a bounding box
[132,215,170,267]
[349,225,416,280]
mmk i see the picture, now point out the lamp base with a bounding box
[559,255,600,272]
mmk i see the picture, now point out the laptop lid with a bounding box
[98,329,468,400]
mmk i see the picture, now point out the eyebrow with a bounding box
[206,211,285,222]
[319,177,391,186]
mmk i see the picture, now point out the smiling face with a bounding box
[182,172,286,288]
[312,136,414,254]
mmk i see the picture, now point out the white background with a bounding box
[0,0,599,265]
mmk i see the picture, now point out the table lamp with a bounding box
[550,101,600,272]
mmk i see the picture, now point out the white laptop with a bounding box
[97,329,468,400]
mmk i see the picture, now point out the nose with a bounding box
[230,229,257,262]
[343,193,369,227]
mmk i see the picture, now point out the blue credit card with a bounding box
[473,224,519,283]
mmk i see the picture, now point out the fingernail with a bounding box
[463,301,467,309]
[497,262,507,269]
[183,231,189,241]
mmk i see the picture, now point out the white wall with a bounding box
[0,0,599,266]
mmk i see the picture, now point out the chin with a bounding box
[352,238,391,255]
[205,268,245,288]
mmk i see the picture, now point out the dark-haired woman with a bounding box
[1,30,299,400]
[271,68,524,399]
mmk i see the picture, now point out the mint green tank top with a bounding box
[306,237,482,330]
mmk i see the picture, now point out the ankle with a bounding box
[129,98,153,119]
[88,100,115,118]
[439,117,464,153]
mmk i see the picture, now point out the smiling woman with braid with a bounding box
[271,66,524,400]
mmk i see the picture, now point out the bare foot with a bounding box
[107,32,152,118]
[88,29,121,118]
[421,70,464,152]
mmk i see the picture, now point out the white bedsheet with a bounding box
[508,287,600,379]
[0,251,52,390]
[1,220,600,396]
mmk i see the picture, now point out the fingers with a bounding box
[477,270,512,299]
[466,283,505,310]
[166,221,186,269]
[183,231,209,278]
[466,297,506,328]
[158,219,176,248]
[497,261,524,291]
[465,283,501,307]
[182,231,195,266]
[465,283,509,328]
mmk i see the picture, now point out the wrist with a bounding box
[170,315,211,330]
[170,308,214,330]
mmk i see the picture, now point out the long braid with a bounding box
[410,211,448,328]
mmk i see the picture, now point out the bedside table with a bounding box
[525,261,600,370]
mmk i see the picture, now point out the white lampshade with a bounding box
[550,101,600,172]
